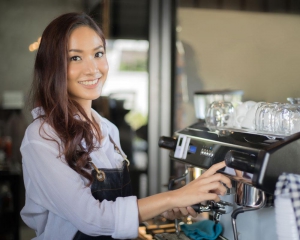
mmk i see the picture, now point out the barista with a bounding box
[20,12,232,239]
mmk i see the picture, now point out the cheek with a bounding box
[100,60,109,74]
[66,79,74,95]
[67,65,77,81]
[105,61,109,71]
[66,67,77,93]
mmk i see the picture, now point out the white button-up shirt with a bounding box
[20,108,139,239]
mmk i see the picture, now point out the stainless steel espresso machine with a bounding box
[159,120,300,240]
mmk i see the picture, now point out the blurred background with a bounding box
[0,0,300,239]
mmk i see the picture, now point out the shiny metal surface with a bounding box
[231,187,266,240]
[235,183,264,207]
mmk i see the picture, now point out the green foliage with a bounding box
[124,111,148,130]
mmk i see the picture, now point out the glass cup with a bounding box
[205,101,235,131]
[240,101,262,130]
[287,97,300,105]
[255,102,279,133]
[272,104,300,135]
[234,101,256,129]
[255,102,266,132]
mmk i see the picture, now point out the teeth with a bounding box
[79,79,98,85]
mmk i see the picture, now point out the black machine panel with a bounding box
[159,121,300,194]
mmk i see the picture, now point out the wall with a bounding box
[177,8,300,103]
[0,0,82,116]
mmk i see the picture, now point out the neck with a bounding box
[77,100,93,121]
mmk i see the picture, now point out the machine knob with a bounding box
[158,136,177,151]
[224,150,256,173]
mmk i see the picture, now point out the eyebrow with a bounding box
[68,45,104,53]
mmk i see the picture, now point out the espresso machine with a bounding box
[158,120,300,240]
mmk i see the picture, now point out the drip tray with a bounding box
[154,233,190,240]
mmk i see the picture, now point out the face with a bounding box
[67,26,109,109]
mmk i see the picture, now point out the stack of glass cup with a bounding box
[205,98,300,137]
[255,98,300,136]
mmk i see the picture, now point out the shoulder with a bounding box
[22,117,61,149]
[24,107,59,141]
[27,118,58,138]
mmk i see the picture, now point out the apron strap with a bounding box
[88,135,130,180]
[108,135,130,167]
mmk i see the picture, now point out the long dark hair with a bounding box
[30,12,106,184]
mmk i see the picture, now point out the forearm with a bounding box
[137,191,176,222]
[136,162,232,223]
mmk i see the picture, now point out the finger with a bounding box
[196,181,226,194]
[198,173,232,188]
[172,207,180,213]
[200,161,226,178]
[178,207,189,216]
[161,211,168,219]
[199,192,221,202]
[186,206,198,218]
[171,208,180,219]
[162,210,176,220]
[173,208,183,219]
[210,184,228,196]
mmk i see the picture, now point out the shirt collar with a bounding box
[31,107,45,119]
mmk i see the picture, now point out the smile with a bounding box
[78,78,99,86]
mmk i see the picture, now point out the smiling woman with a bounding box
[20,12,232,240]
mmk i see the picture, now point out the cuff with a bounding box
[112,196,139,239]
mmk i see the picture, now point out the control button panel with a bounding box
[200,146,214,158]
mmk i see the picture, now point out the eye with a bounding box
[95,51,104,58]
[70,56,81,61]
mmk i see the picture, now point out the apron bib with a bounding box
[73,136,132,240]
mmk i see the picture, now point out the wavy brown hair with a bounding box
[29,12,106,184]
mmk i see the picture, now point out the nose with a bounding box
[85,58,99,74]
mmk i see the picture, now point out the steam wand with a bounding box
[231,192,266,240]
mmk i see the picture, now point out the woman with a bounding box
[20,12,231,240]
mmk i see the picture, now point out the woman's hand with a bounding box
[137,161,231,222]
[169,161,232,209]
[160,162,231,220]
[161,206,198,220]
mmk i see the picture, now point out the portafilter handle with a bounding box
[191,200,233,222]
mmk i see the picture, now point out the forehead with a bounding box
[68,26,103,49]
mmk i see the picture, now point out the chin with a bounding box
[90,92,102,100]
